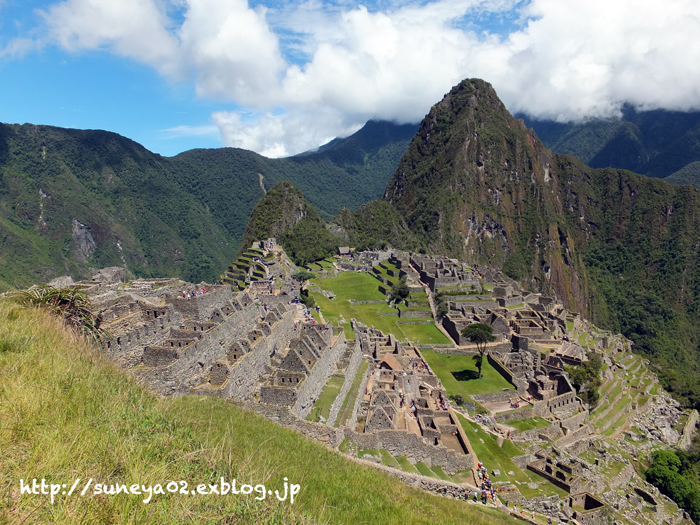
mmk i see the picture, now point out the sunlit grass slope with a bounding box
[0,301,519,525]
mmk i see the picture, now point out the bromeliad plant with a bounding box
[12,285,109,343]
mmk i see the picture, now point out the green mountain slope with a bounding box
[665,161,700,187]
[354,79,700,409]
[0,123,235,289]
[521,107,700,180]
[238,181,342,266]
[0,120,414,291]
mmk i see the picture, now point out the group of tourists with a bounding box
[181,288,206,299]
[474,462,496,504]
[408,357,433,375]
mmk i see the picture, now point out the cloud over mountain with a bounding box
[8,0,700,156]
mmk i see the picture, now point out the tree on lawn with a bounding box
[388,276,411,305]
[461,323,495,378]
[291,271,315,289]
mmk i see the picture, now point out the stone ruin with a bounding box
[350,321,473,474]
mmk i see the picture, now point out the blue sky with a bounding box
[1,0,699,157]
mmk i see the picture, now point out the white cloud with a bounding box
[212,108,360,157]
[7,0,700,155]
[160,124,219,137]
[179,0,285,104]
[39,0,184,78]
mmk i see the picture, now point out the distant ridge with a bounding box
[521,106,700,181]
[0,119,414,290]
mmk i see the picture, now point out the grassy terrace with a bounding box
[306,375,345,422]
[594,394,632,430]
[309,272,450,344]
[456,415,568,499]
[507,417,551,432]
[421,350,515,399]
[0,301,527,525]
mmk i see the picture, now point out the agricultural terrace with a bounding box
[309,272,450,345]
[456,415,568,499]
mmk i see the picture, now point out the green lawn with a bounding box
[507,417,551,432]
[310,272,450,344]
[421,350,514,399]
[306,375,345,422]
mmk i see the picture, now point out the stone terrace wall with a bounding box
[347,360,372,430]
[555,424,591,447]
[172,303,261,392]
[487,352,516,387]
[609,463,636,489]
[166,287,235,323]
[232,401,344,448]
[560,410,590,432]
[327,342,363,427]
[348,457,474,500]
[106,307,179,368]
[292,329,347,419]
[679,409,699,451]
[226,309,296,399]
[344,429,472,475]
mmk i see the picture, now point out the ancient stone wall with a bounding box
[555,424,591,447]
[347,361,372,429]
[609,463,636,489]
[292,329,347,419]
[225,308,296,399]
[232,401,344,448]
[327,343,363,427]
[166,286,235,323]
[549,391,577,418]
[397,307,433,318]
[471,390,518,404]
[560,410,590,432]
[106,307,178,368]
[260,386,297,406]
[678,409,699,451]
[164,302,262,393]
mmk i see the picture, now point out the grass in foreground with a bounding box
[0,301,520,525]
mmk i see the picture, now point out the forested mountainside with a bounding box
[0,120,414,290]
[522,107,700,184]
[343,79,700,409]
